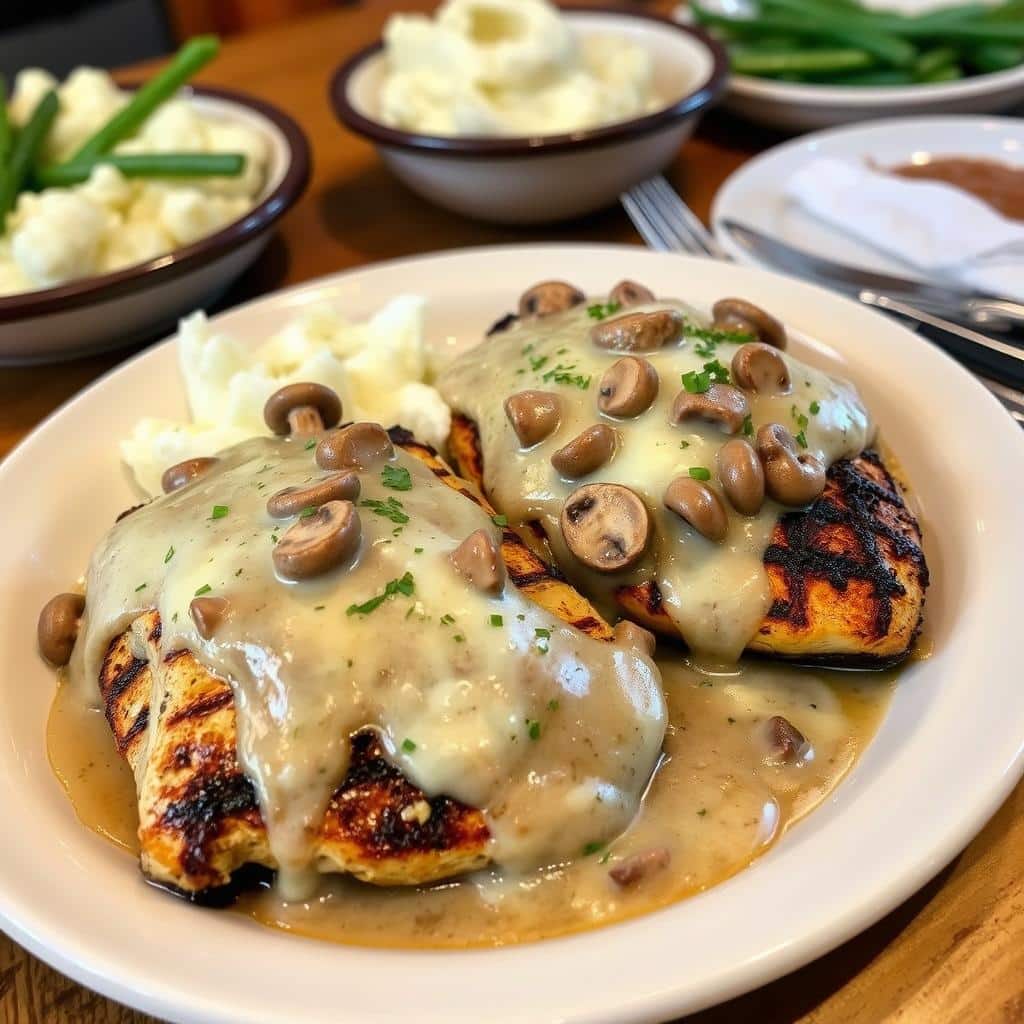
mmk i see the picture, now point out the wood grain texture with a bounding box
[2,3,1021,1022]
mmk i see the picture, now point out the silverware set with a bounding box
[621,175,1024,425]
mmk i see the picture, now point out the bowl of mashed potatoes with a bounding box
[330,0,728,223]
[0,69,310,364]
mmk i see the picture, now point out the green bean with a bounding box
[915,46,960,78]
[34,152,245,189]
[693,4,916,65]
[969,42,1024,73]
[919,64,963,82]
[0,77,10,165]
[731,46,875,76]
[70,35,219,163]
[0,90,58,226]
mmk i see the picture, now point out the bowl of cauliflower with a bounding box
[0,59,310,364]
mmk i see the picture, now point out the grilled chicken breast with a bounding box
[100,429,614,898]
[448,414,927,667]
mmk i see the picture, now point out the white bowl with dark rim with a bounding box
[0,85,310,366]
[329,8,728,224]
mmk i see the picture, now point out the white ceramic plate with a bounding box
[711,115,1024,281]
[671,5,1024,131]
[2,245,1023,1024]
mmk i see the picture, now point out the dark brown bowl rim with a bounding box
[0,84,311,323]
[329,6,729,159]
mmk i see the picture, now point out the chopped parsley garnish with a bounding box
[134,582,147,592]
[194,584,212,597]
[346,572,416,616]
[697,808,707,817]
[299,505,318,518]
[304,438,317,450]
[414,546,424,554]
[490,614,504,627]
[521,342,534,355]
[688,466,712,481]
[540,361,591,390]
[440,613,456,626]
[742,414,754,438]
[587,301,621,321]
[681,359,730,394]
[163,545,175,563]
[791,405,809,431]
[453,633,466,643]
[402,738,416,753]
[679,440,690,450]
[534,628,551,638]
[314,604,325,611]
[360,496,409,524]
[381,465,413,491]
[582,841,605,856]
[526,719,541,741]
[534,627,550,654]
[210,505,229,519]
[547,699,560,711]
[528,353,549,372]
[809,400,821,415]
[795,430,808,449]
[491,514,508,527]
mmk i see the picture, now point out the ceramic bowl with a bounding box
[0,85,310,365]
[330,8,728,224]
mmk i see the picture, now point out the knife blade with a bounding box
[718,219,1024,332]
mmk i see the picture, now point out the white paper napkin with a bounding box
[784,156,1024,300]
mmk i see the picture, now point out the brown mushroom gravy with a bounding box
[436,298,873,661]
[888,156,1024,222]
[48,656,894,947]
[64,435,665,898]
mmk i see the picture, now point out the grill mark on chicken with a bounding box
[164,689,234,728]
[123,706,150,745]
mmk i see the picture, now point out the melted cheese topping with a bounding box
[68,435,665,895]
[437,301,873,660]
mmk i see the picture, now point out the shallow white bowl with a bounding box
[0,86,310,365]
[330,10,728,224]
[671,4,1024,131]
[2,245,1024,1022]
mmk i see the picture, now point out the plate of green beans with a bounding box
[681,0,1024,130]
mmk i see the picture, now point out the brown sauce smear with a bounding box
[889,157,1024,222]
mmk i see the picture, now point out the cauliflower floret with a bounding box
[159,188,247,247]
[391,381,451,450]
[119,97,207,153]
[9,69,58,125]
[100,217,174,272]
[10,191,107,288]
[47,68,127,162]
[199,119,269,198]
[78,163,136,212]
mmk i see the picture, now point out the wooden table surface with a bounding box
[2,3,1022,1022]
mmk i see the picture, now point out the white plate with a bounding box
[671,5,1024,131]
[2,244,1023,1024]
[711,115,1024,281]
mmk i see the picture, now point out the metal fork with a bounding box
[620,174,1024,425]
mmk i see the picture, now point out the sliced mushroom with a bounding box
[762,715,810,764]
[670,382,749,435]
[161,457,219,494]
[756,423,826,506]
[597,357,659,418]
[712,298,787,350]
[272,500,361,581]
[561,483,651,573]
[609,847,670,888]
[518,281,584,318]
[316,422,394,471]
[613,620,656,658]
[267,471,361,519]
[504,390,561,448]
[731,342,791,395]
[717,438,765,516]
[663,476,728,543]
[609,279,655,307]
[450,528,506,594]
[551,424,617,479]
[591,310,682,353]
[37,592,85,667]
[189,596,230,640]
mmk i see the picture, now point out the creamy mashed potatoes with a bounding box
[121,296,450,496]
[379,0,659,136]
[0,67,268,295]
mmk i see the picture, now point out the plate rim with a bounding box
[2,242,1024,1024]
